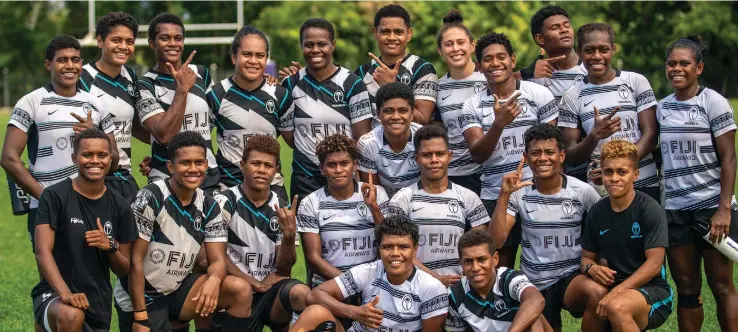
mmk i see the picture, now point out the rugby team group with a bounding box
[2,3,737,332]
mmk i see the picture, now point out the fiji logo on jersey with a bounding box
[631,221,643,239]
[418,234,427,247]
[297,123,310,138]
[269,216,280,232]
[618,85,630,100]
[448,200,460,215]
[356,202,369,219]
[494,298,507,311]
[150,248,166,264]
[193,216,203,231]
[687,106,707,123]
[104,221,113,235]
[333,90,344,104]
[400,73,412,85]
[127,84,135,97]
[574,75,585,84]
[227,247,243,264]
[401,294,413,311]
[473,82,486,93]
[561,200,574,218]
[266,100,276,114]
[328,239,341,252]
[56,137,69,150]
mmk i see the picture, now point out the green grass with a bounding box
[1,101,738,331]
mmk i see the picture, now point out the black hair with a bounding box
[316,134,358,166]
[413,124,449,152]
[667,35,707,63]
[376,215,419,246]
[524,123,565,152]
[148,13,184,41]
[300,18,335,43]
[457,229,497,258]
[231,25,270,56]
[374,4,411,28]
[73,128,111,154]
[576,23,615,50]
[243,135,280,162]
[96,12,139,40]
[437,9,473,48]
[376,82,414,111]
[529,5,569,43]
[45,35,81,61]
[475,32,514,63]
[167,131,206,161]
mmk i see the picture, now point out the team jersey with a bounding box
[208,77,293,188]
[459,80,558,200]
[386,182,489,275]
[281,67,373,177]
[8,85,115,208]
[215,185,288,281]
[79,62,137,172]
[436,71,487,177]
[657,87,738,210]
[446,267,536,332]
[559,70,659,189]
[135,65,220,191]
[335,260,448,332]
[355,54,439,128]
[528,61,589,179]
[129,180,226,302]
[357,122,422,196]
[297,182,389,286]
[506,175,601,289]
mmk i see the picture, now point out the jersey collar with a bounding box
[45,83,81,95]
[417,179,452,192]
[89,61,124,80]
[485,79,521,97]
[373,53,411,69]
[228,75,266,93]
[531,174,568,190]
[323,180,360,198]
[381,128,414,146]
[165,179,199,209]
[583,68,620,84]
[237,184,274,210]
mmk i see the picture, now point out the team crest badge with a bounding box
[661,141,669,155]
[149,248,165,264]
[269,216,280,232]
[418,234,427,247]
[193,216,202,231]
[688,106,702,121]
[356,203,368,218]
[297,124,310,137]
[562,200,574,215]
[448,200,460,213]
[618,85,630,99]
[266,100,276,114]
[127,84,135,96]
[56,137,68,150]
[334,90,344,103]
[401,294,413,310]
[574,75,585,84]
[227,248,242,264]
[82,103,94,115]
[474,82,486,93]
[494,298,507,311]
[104,221,113,235]
[400,73,412,85]
[328,239,340,252]
[631,221,642,238]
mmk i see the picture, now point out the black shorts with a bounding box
[118,273,203,332]
[449,173,482,197]
[540,271,583,328]
[290,172,326,208]
[483,199,521,248]
[33,291,108,332]
[105,172,140,204]
[636,186,661,204]
[667,208,738,248]
[635,284,673,330]
[245,278,304,331]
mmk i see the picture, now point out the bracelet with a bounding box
[107,238,119,254]
[133,318,150,328]
[134,309,147,313]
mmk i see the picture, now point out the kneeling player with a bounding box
[447,230,552,332]
[125,131,253,332]
[303,215,448,331]
[581,140,673,331]
[215,135,310,331]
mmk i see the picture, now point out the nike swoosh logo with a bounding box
[411,207,424,212]
[584,100,594,107]
[525,209,537,213]
[382,163,391,168]
[157,90,169,98]
[96,94,105,98]
[483,111,493,117]
[47,108,60,115]
[294,96,306,100]
[441,95,452,101]
[322,214,335,221]
[599,229,609,235]
[661,114,671,120]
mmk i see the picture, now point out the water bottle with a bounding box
[7,173,30,215]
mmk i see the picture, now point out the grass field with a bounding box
[1,102,737,331]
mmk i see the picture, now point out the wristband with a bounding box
[133,318,150,328]
[584,263,593,277]
[107,238,119,254]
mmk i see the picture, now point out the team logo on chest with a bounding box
[56,137,69,150]
[618,85,630,99]
[227,247,243,264]
[127,84,135,97]
[561,200,574,215]
[401,294,413,311]
[448,200,460,214]
[418,234,427,247]
[356,203,369,218]
[631,221,642,239]
[328,239,340,252]
[474,82,486,93]
[574,75,585,84]
[297,123,309,137]
[494,298,507,311]
[150,248,166,264]
[104,221,113,235]
[266,100,276,114]
[517,99,530,115]
[400,73,412,85]
[688,106,703,121]
[269,216,280,232]
[446,119,457,131]
[193,216,203,231]
[82,102,94,115]
[333,90,344,103]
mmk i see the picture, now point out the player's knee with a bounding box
[223,276,253,314]
[677,293,703,309]
[301,304,335,321]
[55,306,85,330]
[707,279,737,300]
[604,297,630,318]
[672,273,701,293]
[585,281,608,304]
[287,283,310,312]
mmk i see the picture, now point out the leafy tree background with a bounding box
[1,1,737,105]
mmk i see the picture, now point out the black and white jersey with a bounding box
[355,54,439,128]
[446,267,536,332]
[135,65,219,191]
[8,85,115,208]
[79,63,137,172]
[559,70,659,189]
[297,182,389,287]
[436,71,487,177]
[281,67,372,177]
[506,175,601,289]
[386,182,489,275]
[208,77,293,188]
[215,185,287,281]
[657,87,738,210]
[335,260,448,332]
[357,122,422,196]
[459,80,558,201]
[130,180,226,302]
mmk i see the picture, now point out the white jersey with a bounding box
[297,182,389,286]
[436,71,487,177]
[506,176,601,289]
[459,80,558,200]
[386,182,489,275]
[658,87,738,210]
[357,123,422,197]
[215,186,288,281]
[8,85,115,208]
[446,267,536,332]
[559,70,659,189]
[335,260,448,332]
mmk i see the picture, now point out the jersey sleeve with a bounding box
[629,73,657,112]
[114,201,137,244]
[412,61,439,102]
[135,78,165,124]
[459,97,482,133]
[506,189,522,218]
[445,289,468,332]
[706,92,737,138]
[345,77,373,124]
[580,185,603,211]
[296,194,319,233]
[213,192,236,227]
[91,96,115,134]
[580,204,600,253]
[35,189,61,230]
[131,188,161,242]
[640,196,668,250]
[277,87,295,132]
[557,87,580,128]
[335,261,376,298]
[385,188,412,217]
[419,278,449,320]
[535,87,559,124]
[356,132,378,173]
[279,76,297,131]
[203,198,227,243]
[501,269,536,302]
[463,190,490,228]
[8,92,39,132]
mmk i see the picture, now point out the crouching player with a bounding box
[215,135,310,331]
[447,230,552,332]
[581,140,673,331]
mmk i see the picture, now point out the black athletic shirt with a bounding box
[31,178,136,329]
[581,191,669,288]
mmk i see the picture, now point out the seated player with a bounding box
[447,230,552,332]
[298,134,389,288]
[581,140,673,330]
[32,128,135,332]
[357,82,422,196]
[490,124,606,331]
[386,125,489,287]
[304,215,448,331]
[215,135,309,331]
[124,131,252,332]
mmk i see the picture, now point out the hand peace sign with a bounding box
[590,105,621,140]
[369,52,402,86]
[501,157,533,194]
[71,108,93,134]
[491,92,523,129]
[166,51,197,92]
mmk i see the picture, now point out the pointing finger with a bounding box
[393,58,403,72]
[96,218,104,231]
[545,54,567,63]
[593,106,600,120]
[368,53,387,69]
[516,156,526,175]
[368,174,374,186]
[86,110,92,122]
[70,112,86,123]
[508,92,522,104]
[539,47,546,58]
[492,94,500,109]
[290,195,298,213]
[605,106,620,120]
[182,50,197,67]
